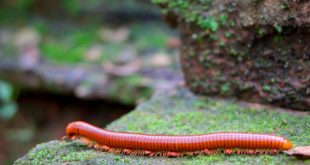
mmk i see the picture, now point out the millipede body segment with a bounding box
[65,121,293,157]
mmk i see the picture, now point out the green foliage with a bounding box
[130,24,170,51]
[39,22,173,64]
[152,0,230,31]
[274,24,283,33]
[41,43,85,64]
[61,0,81,16]
[229,20,236,27]
[220,83,231,94]
[0,80,17,120]
[197,16,219,31]
[219,13,228,25]
[263,84,271,92]
[40,28,98,64]
[273,35,283,43]
[13,0,34,11]
[225,32,233,38]
[0,0,82,17]
[257,27,267,37]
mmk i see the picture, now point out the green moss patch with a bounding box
[61,150,97,162]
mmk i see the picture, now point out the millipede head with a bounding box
[282,139,293,150]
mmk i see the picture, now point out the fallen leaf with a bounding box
[284,146,310,160]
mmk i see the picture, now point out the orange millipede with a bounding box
[64,121,293,157]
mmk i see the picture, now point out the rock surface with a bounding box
[15,88,310,164]
[0,57,183,105]
[154,0,310,110]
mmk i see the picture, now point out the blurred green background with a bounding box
[0,0,181,164]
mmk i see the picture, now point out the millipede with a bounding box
[64,121,293,157]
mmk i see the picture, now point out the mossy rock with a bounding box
[154,0,310,110]
[15,88,310,164]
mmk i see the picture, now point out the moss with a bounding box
[153,0,288,32]
[229,48,238,56]
[24,141,63,164]
[197,16,219,32]
[225,32,233,38]
[61,151,96,161]
[274,24,283,33]
[171,112,206,134]
[16,88,310,164]
[153,0,232,31]
[263,84,271,92]
[220,83,231,94]
[219,40,226,47]
[219,13,229,25]
[209,34,219,41]
[229,20,235,27]
[257,27,267,37]
[272,35,282,43]
[279,3,289,10]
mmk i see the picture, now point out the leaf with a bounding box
[284,146,310,160]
